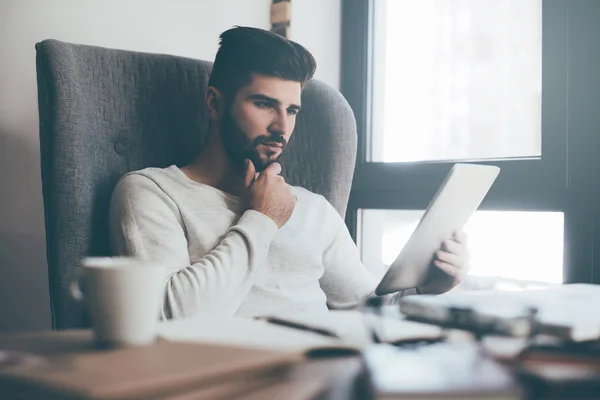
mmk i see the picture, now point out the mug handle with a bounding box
[69,268,85,302]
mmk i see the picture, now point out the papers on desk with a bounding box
[400,284,600,342]
[258,309,444,348]
[364,342,523,399]
[157,310,445,355]
[158,315,340,353]
[158,310,445,355]
[0,328,365,400]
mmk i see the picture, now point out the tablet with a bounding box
[375,163,500,296]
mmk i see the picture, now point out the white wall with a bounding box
[0,0,341,331]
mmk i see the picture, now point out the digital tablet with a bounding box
[375,163,500,296]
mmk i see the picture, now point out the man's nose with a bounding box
[270,108,290,135]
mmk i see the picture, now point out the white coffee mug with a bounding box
[70,257,166,347]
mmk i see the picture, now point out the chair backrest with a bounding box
[35,39,357,329]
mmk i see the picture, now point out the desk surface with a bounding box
[0,314,344,356]
[0,309,444,355]
[0,317,367,400]
[1,313,598,399]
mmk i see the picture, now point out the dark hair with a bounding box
[208,26,317,100]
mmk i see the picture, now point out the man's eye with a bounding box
[256,102,273,109]
[287,109,299,116]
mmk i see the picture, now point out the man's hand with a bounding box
[242,159,296,228]
[417,231,470,295]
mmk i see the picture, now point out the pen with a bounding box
[258,317,341,339]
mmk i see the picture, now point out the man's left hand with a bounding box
[417,231,470,295]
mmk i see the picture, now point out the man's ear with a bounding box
[205,86,224,120]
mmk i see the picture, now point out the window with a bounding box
[370,0,542,163]
[342,0,600,287]
[359,209,564,290]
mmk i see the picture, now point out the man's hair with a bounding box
[208,26,317,100]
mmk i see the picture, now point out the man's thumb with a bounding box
[244,159,256,187]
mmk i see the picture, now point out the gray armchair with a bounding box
[35,39,357,330]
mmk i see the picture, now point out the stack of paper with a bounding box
[400,284,600,341]
[258,309,445,349]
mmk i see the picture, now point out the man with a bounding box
[109,26,470,320]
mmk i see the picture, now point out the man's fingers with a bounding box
[453,230,468,245]
[435,250,461,268]
[442,239,463,255]
[244,159,256,188]
[433,259,462,278]
[262,162,282,176]
[444,237,471,264]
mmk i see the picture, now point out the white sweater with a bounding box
[109,165,415,320]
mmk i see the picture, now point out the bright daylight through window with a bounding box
[360,1,559,290]
[360,210,564,291]
[370,0,542,163]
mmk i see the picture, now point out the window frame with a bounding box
[341,0,600,284]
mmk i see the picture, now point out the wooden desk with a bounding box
[3,314,595,399]
[0,318,367,400]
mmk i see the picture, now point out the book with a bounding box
[0,339,300,399]
[515,339,600,399]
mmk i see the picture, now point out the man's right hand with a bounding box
[242,159,296,228]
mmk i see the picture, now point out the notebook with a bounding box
[0,339,300,400]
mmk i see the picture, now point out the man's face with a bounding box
[219,75,302,172]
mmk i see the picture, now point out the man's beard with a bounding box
[220,107,287,173]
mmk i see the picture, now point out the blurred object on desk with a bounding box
[0,326,368,400]
[514,337,600,399]
[259,309,445,348]
[158,315,340,353]
[163,355,366,400]
[400,284,600,341]
[480,331,600,398]
[0,341,301,399]
[363,341,523,399]
[229,356,367,400]
[0,338,300,399]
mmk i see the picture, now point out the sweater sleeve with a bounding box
[109,173,278,319]
[318,197,418,309]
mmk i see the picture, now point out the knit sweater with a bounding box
[109,165,416,319]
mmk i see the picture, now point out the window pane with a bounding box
[371,0,542,163]
[359,210,563,290]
